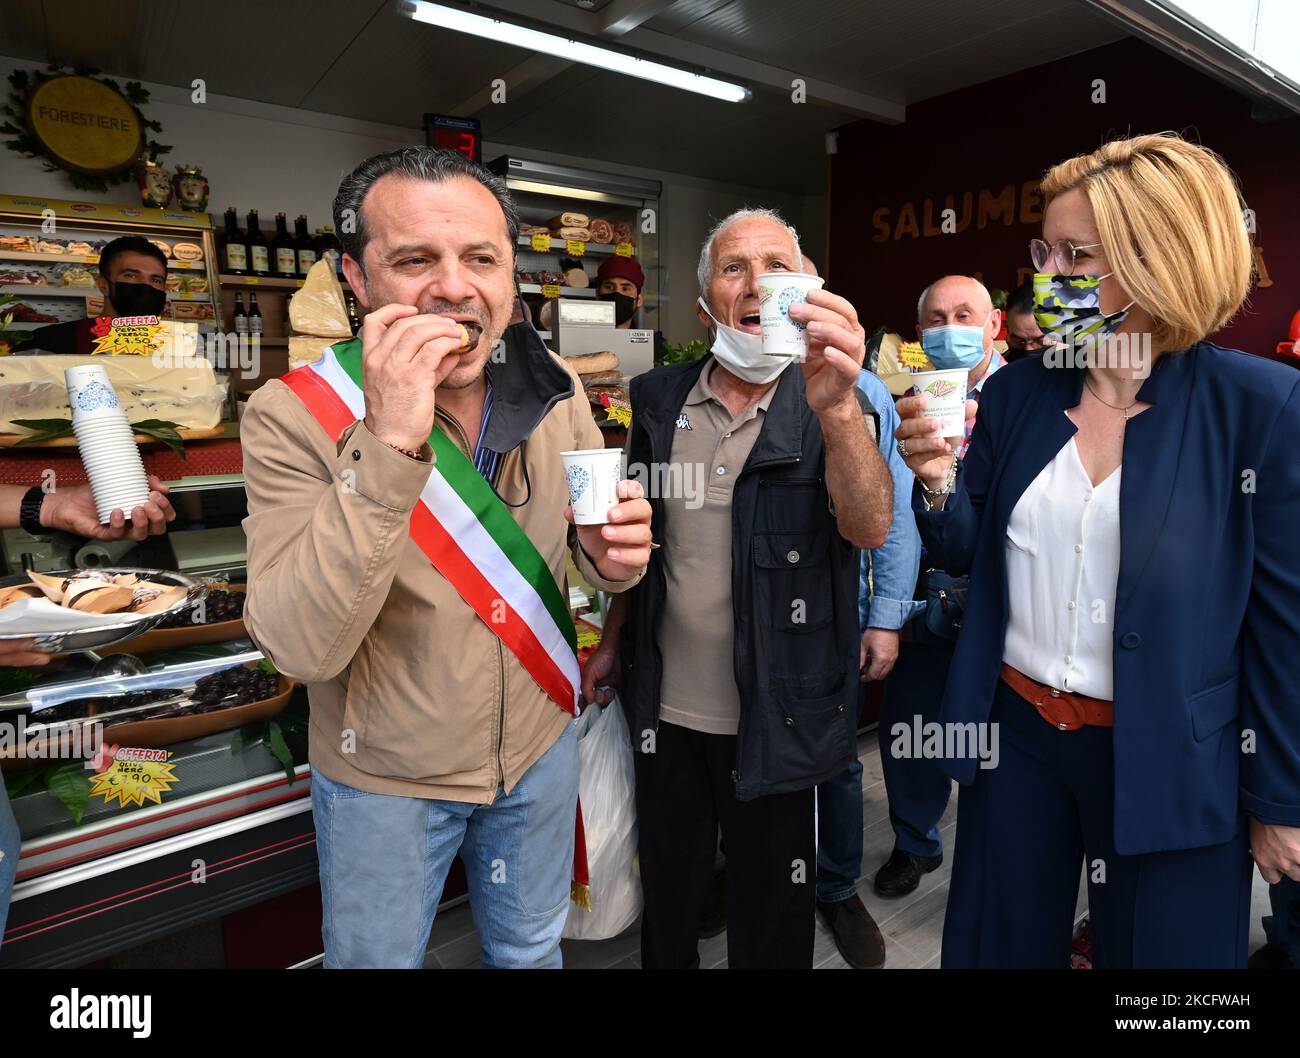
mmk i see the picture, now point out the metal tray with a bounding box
[0,567,207,654]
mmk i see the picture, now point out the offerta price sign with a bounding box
[89,746,179,808]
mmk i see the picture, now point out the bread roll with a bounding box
[563,350,621,376]
[546,212,589,229]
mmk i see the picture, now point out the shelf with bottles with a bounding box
[214,207,342,286]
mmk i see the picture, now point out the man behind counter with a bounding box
[17,236,169,355]
[593,255,667,364]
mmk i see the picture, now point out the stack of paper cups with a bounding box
[66,364,151,523]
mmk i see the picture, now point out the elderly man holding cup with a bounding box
[582,206,892,968]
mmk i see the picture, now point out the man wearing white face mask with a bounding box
[582,207,892,967]
[871,275,1005,900]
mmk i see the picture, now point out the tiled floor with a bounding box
[423,729,1274,969]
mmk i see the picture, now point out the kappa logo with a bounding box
[675,412,693,430]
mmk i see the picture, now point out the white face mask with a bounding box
[697,297,788,385]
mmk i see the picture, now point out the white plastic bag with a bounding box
[563,695,641,940]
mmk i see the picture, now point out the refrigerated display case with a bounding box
[488,155,661,347]
[0,462,326,968]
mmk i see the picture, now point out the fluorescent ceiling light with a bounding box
[507,178,642,206]
[402,1,751,103]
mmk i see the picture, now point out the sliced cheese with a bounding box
[289,259,351,338]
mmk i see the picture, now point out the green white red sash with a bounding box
[279,339,580,715]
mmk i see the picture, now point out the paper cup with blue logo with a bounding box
[65,365,151,522]
[66,363,131,423]
[757,272,825,358]
[561,448,624,525]
[910,368,969,440]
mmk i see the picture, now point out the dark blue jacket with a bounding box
[915,342,1300,855]
[620,356,873,800]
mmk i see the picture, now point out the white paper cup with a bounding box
[757,272,825,358]
[65,364,126,421]
[67,366,150,523]
[561,448,623,525]
[911,369,970,439]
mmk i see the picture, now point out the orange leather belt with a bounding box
[999,663,1114,731]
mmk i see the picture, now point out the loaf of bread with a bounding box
[563,350,621,376]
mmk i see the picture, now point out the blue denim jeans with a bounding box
[311,719,578,969]
[0,782,17,951]
[816,759,863,903]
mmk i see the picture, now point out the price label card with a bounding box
[530,233,551,252]
[244,276,260,285]
[615,242,634,257]
[541,283,562,299]
[599,393,632,427]
[566,239,586,256]
[89,746,180,808]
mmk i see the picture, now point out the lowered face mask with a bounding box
[1032,272,1134,340]
[697,297,788,385]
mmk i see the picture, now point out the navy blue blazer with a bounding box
[915,342,1300,856]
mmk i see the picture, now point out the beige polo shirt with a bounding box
[658,363,781,736]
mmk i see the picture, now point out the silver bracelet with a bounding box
[919,456,958,510]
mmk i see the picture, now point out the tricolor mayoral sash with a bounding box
[281,338,590,906]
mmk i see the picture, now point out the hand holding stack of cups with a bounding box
[66,364,154,523]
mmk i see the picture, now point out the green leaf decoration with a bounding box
[10,417,75,444]
[129,419,187,460]
[255,658,278,675]
[266,720,296,784]
[47,763,92,826]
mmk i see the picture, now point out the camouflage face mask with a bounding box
[1032,272,1134,340]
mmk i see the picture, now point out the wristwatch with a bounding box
[19,486,46,536]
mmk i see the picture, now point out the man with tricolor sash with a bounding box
[240,147,652,969]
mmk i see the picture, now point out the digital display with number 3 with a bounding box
[426,115,482,163]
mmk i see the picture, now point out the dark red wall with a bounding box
[828,38,1299,354]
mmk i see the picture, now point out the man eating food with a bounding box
[240,146,652,969]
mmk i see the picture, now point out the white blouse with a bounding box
[1002,436,1122,700]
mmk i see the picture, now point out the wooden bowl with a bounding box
[104,672,294,748]
[98,584,247,656]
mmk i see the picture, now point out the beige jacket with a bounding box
[240,332,637,802]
